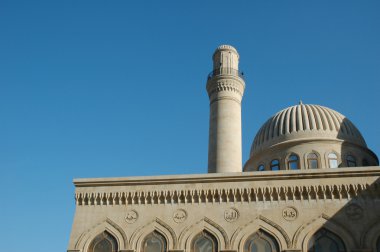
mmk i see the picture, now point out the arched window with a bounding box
[308,228,346,252]
[192,231,218,252]
[287,154,300,170]
[141,231,167,252]
[270,159,280,171]
[244,230,279,252]
[307,153,319,169]
[328,153,338,168]
[346,155,356,167]
[88,231,118,252]
[258,164,265,171]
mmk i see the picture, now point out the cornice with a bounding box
[73,167,380,187]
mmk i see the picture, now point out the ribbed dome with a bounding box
[251,104,367,156]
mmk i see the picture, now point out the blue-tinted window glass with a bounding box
[307,153,319,169]
[271,159,280,171]
[288,154,299,170]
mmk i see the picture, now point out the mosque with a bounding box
[67,45,380,252]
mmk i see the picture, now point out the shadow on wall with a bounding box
[302,177,380,252]
[337,118,378,168]
[304,118,380,252]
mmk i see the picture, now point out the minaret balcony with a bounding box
[207,67,245,80]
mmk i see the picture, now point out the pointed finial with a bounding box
[299,100,303,105]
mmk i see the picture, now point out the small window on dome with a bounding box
[258,164,265,171]
[287,154,299,170]
[270,159,280,171]
[346,155,356,167]
[307,153,319,169]
[328,153,338,168]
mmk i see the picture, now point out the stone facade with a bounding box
[67,45,380,252]
[68,168,380,252]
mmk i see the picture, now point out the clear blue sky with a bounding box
[1,1,379,251]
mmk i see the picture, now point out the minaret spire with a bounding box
[206,45,246,173]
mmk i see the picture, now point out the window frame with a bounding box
[307,228,346,252]
[243,230,280,252]
[307,153,319,169]
[141,231,167,252]
[191,231,218,252]
[328,152,339,168]
[258,164,265,171]
[88,231,118,252]
[270,159,280,171]
[287,154,300,170]
[346,155,357,167]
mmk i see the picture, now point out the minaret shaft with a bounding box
[206,45,245,173]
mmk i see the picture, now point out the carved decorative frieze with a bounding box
[282,206,298,221]
[345,203,363,220]
[224,208,239,222]
[75,182,379,206]
[125,210,138,223]
[173,209,187,223]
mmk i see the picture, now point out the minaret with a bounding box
[206,45,245,173]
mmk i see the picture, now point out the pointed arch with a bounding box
[178,217,229,250]
[130,218,177,250]
[243,230,279,252]
[231,215,289,251]
[191,230,218,252]
[293,214,357,251]
[141,231,167,252]
[88,231,118,252]
[362,218,380,251]
[307,228,346,252]
[75,218,128,251]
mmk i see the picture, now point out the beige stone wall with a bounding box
[68,167,380,252]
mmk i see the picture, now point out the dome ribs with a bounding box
[254,125,264,147]
[301,104,309,131]
[315,105,328,130]
[319,106,334,131]
[296,104,303,132]
[262,119,271,144]
[272,113,280,138]
[342,117,355,136]
[265,116,275,141]
[335,113,347,134]
[284,107,293,135]
[328,109,342,132]
[305,105,316,130]
[250,104,368,156]
[310,105,322,130]
[290,106,297,133]
[278,109,287,136]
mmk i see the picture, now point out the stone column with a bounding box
[206,45,245,173]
